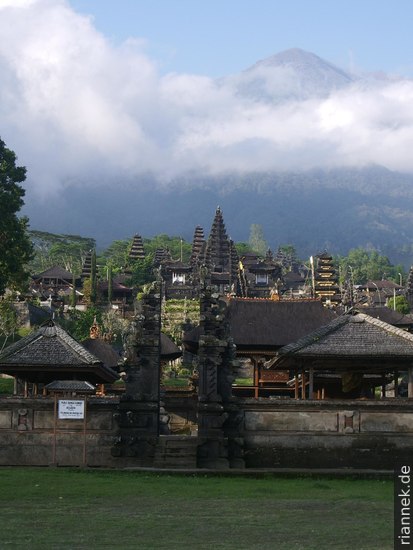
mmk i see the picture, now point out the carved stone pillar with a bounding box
[112,280,162,463]
[196,282,244,468]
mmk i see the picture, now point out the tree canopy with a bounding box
[248,224,268,257]
[0,138,33,295]
[337,247,405,285]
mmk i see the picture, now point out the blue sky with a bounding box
[69,0,413,77]
[1,0,413,202]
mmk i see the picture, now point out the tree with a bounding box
[235,242,254,256]
[387,295,410,314]
[0,297,19,351]
[90,249,97,304]
[248,224,268,257]
[0,138,33,295]
[100,239,130,273]
[128,255,155,287]
[107,262,113,304]
[337,248,405,285]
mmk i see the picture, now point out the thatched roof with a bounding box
[0,321,118,383]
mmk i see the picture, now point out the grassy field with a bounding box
[0,468,393,549]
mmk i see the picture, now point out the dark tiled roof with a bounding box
[32,266,74,280]
[0,321,118,383]
[0,321,100,365]
[82,338,121,368]
[161,333,182,360]
[98,281,132,293]
[45,380,95,392]
[359,307,413,327]
[227,298,336,348]
[184,298,336,350]
[361,279,402,291]
[277,312,413,358]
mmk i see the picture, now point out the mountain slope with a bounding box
[222,47,357,102]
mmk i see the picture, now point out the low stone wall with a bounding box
[0,397,122,467]
[1,396,413,469]
[240,398,413,469]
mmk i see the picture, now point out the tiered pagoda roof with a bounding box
[128,234,145,262]
[314,252,340,303]
[204,207,231,273]
[190,225,205,266]
[154,247,172,267]
[81,250,93,280]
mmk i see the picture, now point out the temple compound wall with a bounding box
[241,398,413,469]
[0,397,122,467]
[0,396,412,469]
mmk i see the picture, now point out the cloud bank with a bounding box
[1,0,413,198]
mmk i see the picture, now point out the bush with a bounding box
[0,378,14,394]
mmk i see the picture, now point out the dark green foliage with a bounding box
[387,295,410,314]
[60,306,103,341]
[143,234,191,262]
[90,249,97,304]
[69,273,76,309]
[0,297,19,350]
[337,247,406,285]
[100,239,130,273]
[235,242,254,256]
[128,255,155,287]
[0,378,13,394]
[29,230,95,274]
[248,223,268,256]
[0,138,33,295]
[107,262,113,303]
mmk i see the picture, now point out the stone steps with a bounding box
[153,435,198,469]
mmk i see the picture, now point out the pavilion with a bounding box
[0,320,118,396]
[266,311,413,399]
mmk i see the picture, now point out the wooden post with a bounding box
[52,394,57,465]
[294,369,299,400]
[301,370,306,400]
[381,374,386,398]
[408,367,413,399]
[254,359,259,399]
[394,370,399,398]
[83,397,87,467]
[309,367,314,400]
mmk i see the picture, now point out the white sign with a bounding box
[58,400,85,420]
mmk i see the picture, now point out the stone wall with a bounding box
[1,395,413,469]
[241,398,413,469]
[0,397,122,467]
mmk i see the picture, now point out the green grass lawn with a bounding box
[0,469,393,549]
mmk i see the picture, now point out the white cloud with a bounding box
[1,0,413,198]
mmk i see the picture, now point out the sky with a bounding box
[1,0,413,204]
[69,0,413,78]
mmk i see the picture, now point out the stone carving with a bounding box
[112,280,165,462]
[196,280,244,468]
